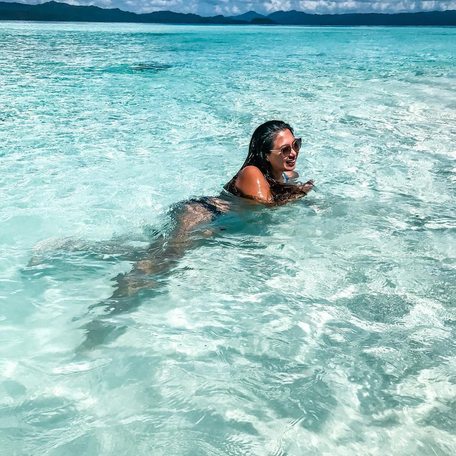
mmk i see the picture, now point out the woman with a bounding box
[127,120,313,278]
[127,120,313,274]
[223,119,314,203]
[80,120,314,348]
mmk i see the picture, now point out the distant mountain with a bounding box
[0,1,455,26]
[268,9,456,26]
[0,1,244,24]
[139,11,242,25]
[230,11,276,25]
[230,10,266,22]
[0,1,137,22]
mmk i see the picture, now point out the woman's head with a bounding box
[242,120,299,180]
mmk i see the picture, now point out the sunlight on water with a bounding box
[0,22,455,455]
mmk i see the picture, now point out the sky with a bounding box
[8,0,456,16]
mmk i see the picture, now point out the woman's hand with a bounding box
[299,180,314,194]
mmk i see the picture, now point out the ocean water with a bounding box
[0,21,455,455]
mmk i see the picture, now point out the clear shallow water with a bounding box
[1,22,455,455]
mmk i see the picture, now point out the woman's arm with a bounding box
[298,180,314,193]
[271,180,314,205]
[234,166,274,204]
[234,166,314,205]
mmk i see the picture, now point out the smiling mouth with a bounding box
[285,158,296,167]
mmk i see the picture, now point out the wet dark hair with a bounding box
[242,120,294,180]
[225,120,308,203]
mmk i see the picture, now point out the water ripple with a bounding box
[0,22,455,456]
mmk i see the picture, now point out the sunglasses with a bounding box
[270,138,302,157]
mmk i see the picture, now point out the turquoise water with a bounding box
[1,22,455,455]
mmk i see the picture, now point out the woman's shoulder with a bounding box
[234,166,273,203]
[237,165,268,181]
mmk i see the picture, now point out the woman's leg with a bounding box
[79,201,215,349]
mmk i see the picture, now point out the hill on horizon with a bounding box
[0,1,455,25]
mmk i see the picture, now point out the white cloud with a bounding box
[7,0,456,15]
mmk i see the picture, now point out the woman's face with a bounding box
[267,129,299,177]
